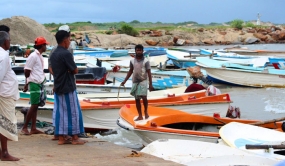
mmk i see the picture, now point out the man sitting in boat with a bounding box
[185,77,206,93]
[121,44,154,121]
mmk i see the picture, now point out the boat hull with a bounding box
[201,66,285,87]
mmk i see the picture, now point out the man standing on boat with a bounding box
[0,31,20,161]
[121,44,154,121]
[21,37,48,135]
[50,30,85,145]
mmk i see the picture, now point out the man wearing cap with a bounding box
[0,31,20,161]
[21,36,48,135]
[51,30,85,145]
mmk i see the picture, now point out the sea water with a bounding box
[95,44,285,148]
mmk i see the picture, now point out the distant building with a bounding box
[256,13,261,25]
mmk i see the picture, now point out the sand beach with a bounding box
[2,113,180,166]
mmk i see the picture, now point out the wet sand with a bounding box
[1,113,181,166]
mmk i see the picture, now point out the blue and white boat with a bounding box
[73,50,115,58]
[196,57,285,87]
[166,50,198,68]
[108,69,191,90]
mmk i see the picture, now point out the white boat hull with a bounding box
[117,117,218,145]
[199,64,285,87]
[141,139,281,166]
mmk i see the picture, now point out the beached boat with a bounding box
[141,139,282,166]
[73,49,115,57]
[83,90,232,117]
[106,67,192,90]
[117,105,284,145]
[166,50,198,68]
[17,90,231,130]
[196,57,285,87]
[18,81,132,95]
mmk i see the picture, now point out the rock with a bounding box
[173,36,179,43]
[239,32,245,35]
[244,37,259,44]
[168,41,174,46]
[278,32,285,40]
[145,40,159,46]
[219,31,227,35]
[247,29,256,33]
[165,31,172,35]
[271,33,279,40]
[253,33,268,41]
[71,33,75,37]
[176,39,185,46]
[149,30,162,37]
[184,40,192,45]
[160,42,169,47]
[198,28,204,32]
[203,40,215,45]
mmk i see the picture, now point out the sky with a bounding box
[0,0,284,24]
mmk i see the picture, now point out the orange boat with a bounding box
[18,90,231,130]
[117,104,283,145]
[83,90,232,117]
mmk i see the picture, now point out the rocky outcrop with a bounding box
[253,33,268,41]
[244,37,259,44]
[145,40,160,46]
[0,16,57,45]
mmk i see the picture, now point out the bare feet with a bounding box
[71,139,86,145]
[20,128,30,135]
[134,116,143,121]
[1,152,20,161]
[145,113,149,120]
[30,129,44,135]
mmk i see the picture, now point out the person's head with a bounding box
[55,30,70,49]
[0,25,10,34]
[34,36,49,52]
[0,31,10,50]
[135,44,144,58]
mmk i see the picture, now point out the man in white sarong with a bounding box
[0,31,20,161]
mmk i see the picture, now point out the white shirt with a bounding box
[24,49,45,84]
[70,41,77,50]
[0,47,19,100]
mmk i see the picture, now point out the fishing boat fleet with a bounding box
[14,45,285,165]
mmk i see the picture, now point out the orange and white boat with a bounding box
[82,90,232,117]
[18,90,231,130]
[117,104,284,145]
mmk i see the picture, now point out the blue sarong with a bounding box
[54,91,85,135]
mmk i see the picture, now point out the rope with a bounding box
[117,85,126,105]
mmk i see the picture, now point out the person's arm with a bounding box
[120,61,133,86]
[64,52,77,75]
[23,55,36,92]
[0,56,9,83]
[147,69,154,91]
[23,69,31,92]
[145,61,154,91]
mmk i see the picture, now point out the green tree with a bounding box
[119,24,139,36]
[245,22,255,28]
[130,20,140,24]
[230,19,244,29]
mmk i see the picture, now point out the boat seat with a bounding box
[75,67,107,81]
